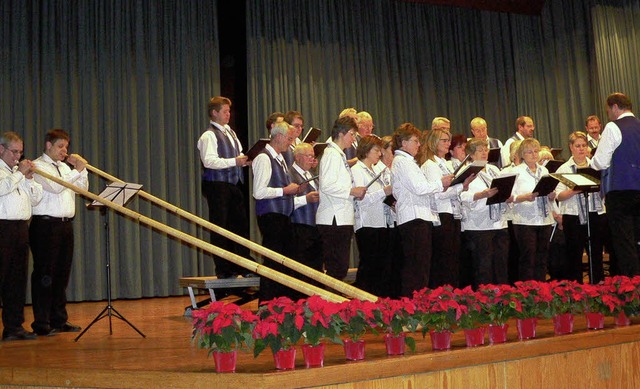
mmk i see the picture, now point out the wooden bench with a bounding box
[180,268,358,312]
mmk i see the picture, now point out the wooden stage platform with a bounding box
[1,295,639,388]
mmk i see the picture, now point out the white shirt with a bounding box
[0,160,43,220]
[197,121,244,170]
[316,142,355,226]
[351,160,387,230]
[32,153,89,218]
[555,157,605,216]
[591,112,634,171]
[252,144,285,200]
[511,163,554,226]
[421,157,463,215]
[391,150,443,226]
[501,132,525,168]
[460,165,508,231]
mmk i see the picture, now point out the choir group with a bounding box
[198,94,640,301]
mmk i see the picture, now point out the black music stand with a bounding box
[75,182,146,341]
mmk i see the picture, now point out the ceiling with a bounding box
[398,0,546,15]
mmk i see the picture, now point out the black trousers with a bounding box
[507,221,520,284]
[0,220,29,332]
[317,220,353,280]
[257,213,298,302]
[398,219,432,297]
[291,223,324,289]
[29,217,74,330]
[512,224,552,282]
[464,229,509,288]
[429,213,460,288]
[354,226,392,297]
[606,190,640,276]
[202,181,250,277]
[561,213,606,283]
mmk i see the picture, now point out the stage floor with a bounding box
[1,294,639,388]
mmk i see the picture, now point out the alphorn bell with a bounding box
[79,159,378,302]
[32,167,348,303]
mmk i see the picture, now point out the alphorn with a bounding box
[33,168,348,303]
[82,162,378,302]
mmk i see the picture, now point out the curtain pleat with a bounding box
[1,0,220,301]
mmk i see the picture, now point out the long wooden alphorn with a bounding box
[82,162,378,302]
[33,168,348,303]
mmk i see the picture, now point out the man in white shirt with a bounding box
[585,115,602,151]
[0,132,43,341]
[252,122,300,300]
[197,96,251,279]
[30,129,88,336]
[470,117,503,166]
[317,116,367,281]
[501,116,535,167]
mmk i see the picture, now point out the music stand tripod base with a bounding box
[75,182,146,341]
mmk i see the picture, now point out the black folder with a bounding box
[543,160,564,173]
[486,173,517,205]
[245,138,270,161]
[488,148,501,164]
[302,127,322,144]
[532,175,560,197]
[451,161,485,186]
[383,194,396,207]
[550,148,563,159]
[576,167,601,180]
[313,142,329,159]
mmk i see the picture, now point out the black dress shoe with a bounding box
[2,328,38,341]
[53,322,82,333]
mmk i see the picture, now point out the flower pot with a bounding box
[585,312,605,330]
[516,318,537,340]
[384,333,406,355]
[343,339,366,361]
[553,313,574,335]
[464,327,485,347]
[213,350,237,373]
[273,347,296,370]
[302,343,325,368]
[429,330,452,351]
[488,323,509,344]
[615,311,631,327]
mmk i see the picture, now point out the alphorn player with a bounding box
[30,129,87,336]
[0,132,43,341]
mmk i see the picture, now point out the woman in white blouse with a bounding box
[460,138,511,287]
[420,129,472,288]
[511,138,556,281]
[391,123,452,296]
[351,136,393,296]
[554,131,608,283]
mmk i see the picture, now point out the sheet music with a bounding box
[559,173,598,186]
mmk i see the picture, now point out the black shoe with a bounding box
[53,322,82,333]
[2,328,38,341]
[32,326,57,336]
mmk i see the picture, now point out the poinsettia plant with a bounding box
[543,280,586,318]
[582,282,622,315]
[602,276,640,317]
[512,280,553,319]
[413,286,466,333]
[300,295,342,346]
[253,297,304,356]
[192,301,258,354]
[476,284,520,325]
[374,297,418,352]
[334,298,379,342]
[454,286,490,329]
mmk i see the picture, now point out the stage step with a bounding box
[180,268,357,314]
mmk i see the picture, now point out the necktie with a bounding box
[53,162,62,177]
[8,166,20,194]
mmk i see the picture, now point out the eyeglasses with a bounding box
[292,123,304,129]
[301,154,315,158]
[523,150,540,155]
[348,130,357,137]
[439,138,451,142]
[2,146,23,156]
